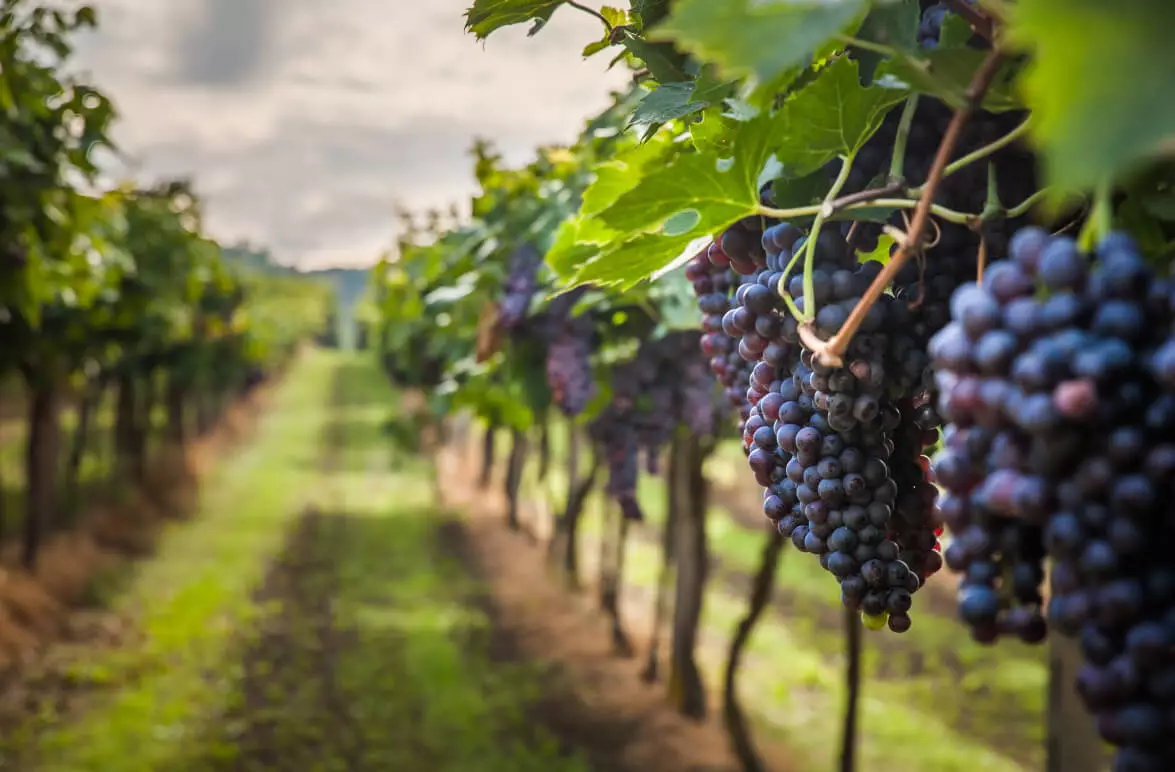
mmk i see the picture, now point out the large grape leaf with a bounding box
[571,232,700,287]
[689,109,737,155]
[1008,0,1175,190]
[566,112,782,287]
[464,0,564,39]
[545,215,613,278]
[774,56,909,178]
[598,114,775,233]
[580,133,678,216]
[651,0,867,85]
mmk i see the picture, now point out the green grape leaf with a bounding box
[601,6,629,26]
[853,0,920,82]
[876,49,1023,113]
[629,0,672,29]
[774,56,909,178]
[1009,0,1175,190]
[582,38,611,57]
[568,113,781,287]
[618,33,689,82]
[545,216,612,278]
[629,82,708,140]
[571,232,700,288]
[693,69,738,106]
[598,117,774,234]
[938,12,974,48]
[628,74,735,140]
[580,134,677,216]
[689,109,737,155]
[744,65,803,110]
[465,0,564,39]
[652,0,867,85]
[857,0,919,49]
[858,231,896,264]
[581,6,630,57]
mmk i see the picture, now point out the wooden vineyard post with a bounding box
[1048,635,1110,772]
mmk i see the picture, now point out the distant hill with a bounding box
[223,244,369,348]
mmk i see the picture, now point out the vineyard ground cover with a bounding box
[137,352,599,772]
[484,427,1046,770]
[4,350,713,772]
[0,351,337,769]
[0,368,289,679]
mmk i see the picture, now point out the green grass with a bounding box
[9,351,593,772]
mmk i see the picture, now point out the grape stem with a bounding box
[830,183,906,213]
[758,196,973,225]
[889,96,920,183]
[841,198,973,224]
[983,161,1002,219]
[567,1,613,33]
[1005,188,1054,218]
[943,0,995,40]
[797,152,857,322]
[802,47,1008,368]
[780,156,855,319]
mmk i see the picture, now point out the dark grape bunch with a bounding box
[546,311,596,417]
[497,244,543,330]
[589,331,721,520]
[772,228,944,633]
[686,227,757,433]
[931,228,1175,770]
[691,215,944,633]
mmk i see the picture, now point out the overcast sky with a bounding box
[70,0,630,269]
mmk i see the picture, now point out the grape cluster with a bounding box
[931,229,1175,769]
[497,244,543,330]
[590,331,721,520]
[692,215,945,632]
[546,312,596,417]
[783,235,944,631]
[721,73,1037,633]
[686,230,756,432]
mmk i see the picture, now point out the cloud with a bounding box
[70,0,631,269]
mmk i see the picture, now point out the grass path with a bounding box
[10,351,591,772]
